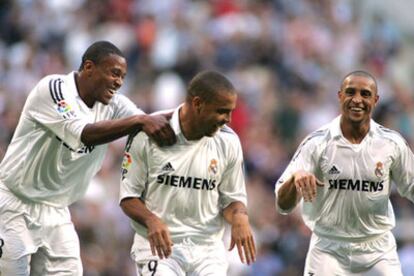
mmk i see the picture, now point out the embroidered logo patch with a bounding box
[122,153,132,170]
[57,100,71,113]
[375,162,384,178]
[121,152,132,180]
[56,100,76,118]
[208,159,218,174]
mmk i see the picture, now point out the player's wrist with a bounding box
[231,211,249,226]
[144,213,161,227]
[136,114,150,128]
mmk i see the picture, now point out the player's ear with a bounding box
[374,94,379,105]
[82,60,95,77]
[192,96,202,113]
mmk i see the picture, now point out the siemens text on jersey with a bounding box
[156,174,217,190]
[328,179,384,192]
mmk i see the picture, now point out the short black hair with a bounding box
[341,70,378,92]
[79,41,124,70]
[187,70,236,102]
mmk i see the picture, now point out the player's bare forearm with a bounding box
[81,113,176,147]
[276,175,300,211]
[278,171,324,208]
[120,197,173,259]
[120,197,157,227]
[223,201,256,265]
[81,115,148,146]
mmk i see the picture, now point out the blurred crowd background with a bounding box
[2,0,414,275]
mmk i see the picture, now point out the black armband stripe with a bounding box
[49,79,58,104]
[55,136,75,152]
[57,79,64,101]
[124,131,139,153]
[49,78,64,104]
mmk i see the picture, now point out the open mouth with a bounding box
[349,107,363,113]
[108,89,116,96]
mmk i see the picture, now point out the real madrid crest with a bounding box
[208,159,218,175]
[375,162,384,178]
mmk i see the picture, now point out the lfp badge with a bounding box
[57,100,71,113]
[121,152,132,180]
[56,100,76,118]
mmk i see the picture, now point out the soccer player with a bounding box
[120,71,256,275]
[275,71,412,275]
[0,41,176,275]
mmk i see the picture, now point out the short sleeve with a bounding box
[119,132,149,202]
[274,133,319,213]
[390,138,414,202]
[219,136,247,209]
[26,76,90,150]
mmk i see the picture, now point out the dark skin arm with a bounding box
[120,197,173,259]
[81,113,176,147]
[223,201,256,265]
[277,170,324,211]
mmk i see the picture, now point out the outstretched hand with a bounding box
[293,170,324,202]
[142,113,176,146]
[229,214,256,265]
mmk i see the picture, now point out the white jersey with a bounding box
[275,116,414,241]
[0,72,143,207]
[120,105,247,245]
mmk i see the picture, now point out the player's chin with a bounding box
[205,128,219,137]
[348,115,366,124]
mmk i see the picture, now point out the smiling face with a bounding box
[192,91,237,138]
[338,74,379,126]
[84,54,127,105]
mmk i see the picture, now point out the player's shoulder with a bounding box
[300,123,332,148]
[217,125,239,140]
[289,125,331,163]
[213,125,243,160]
[27,73,72,104]
[35,73,74,97]
[374,121,408,148]
[38,73,70,86]
[124,130,150,153]
[150,108,175,116]
[126,107,177,146]
[215,125,242,151]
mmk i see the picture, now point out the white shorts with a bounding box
[0,185,82,275]
[131,234,228,276]
[304,232,402,276]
